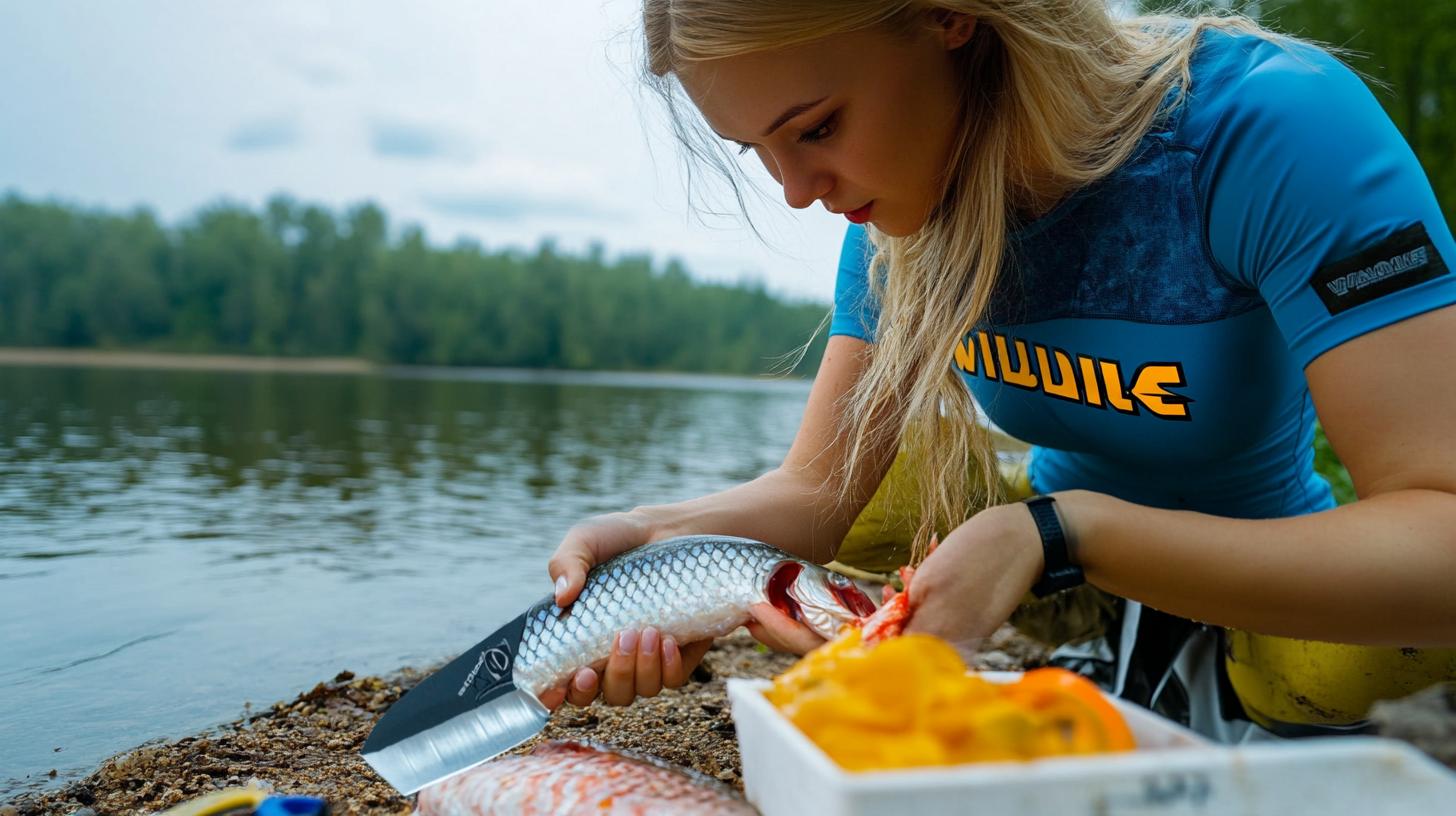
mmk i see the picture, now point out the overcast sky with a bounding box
[0,1,852,301]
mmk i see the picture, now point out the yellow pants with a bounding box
[833,444,1456,730]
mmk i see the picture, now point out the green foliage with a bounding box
[0,193,829,376]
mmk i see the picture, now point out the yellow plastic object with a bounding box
[831,448,920,575]
[833,444,1028,576]
[156,786,269,816]
[1225,631,1456,729]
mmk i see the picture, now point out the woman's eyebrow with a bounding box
[760,96,828,137]
[711,95,830,144]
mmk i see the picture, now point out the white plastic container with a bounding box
[727,674,1456,815]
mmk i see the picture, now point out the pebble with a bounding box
[67,784,96,806]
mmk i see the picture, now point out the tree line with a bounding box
[0,194,829,375]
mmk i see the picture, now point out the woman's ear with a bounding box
[933,10,978,51]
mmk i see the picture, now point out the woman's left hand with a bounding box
[903,502,1047,653]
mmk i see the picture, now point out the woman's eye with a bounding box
[799,114,837,145]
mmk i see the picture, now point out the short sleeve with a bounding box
[829,224,880,342]
[1202,42,1456,368]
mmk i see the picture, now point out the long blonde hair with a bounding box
[643,1,1270,560]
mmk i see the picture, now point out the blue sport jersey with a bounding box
[831,29,1456,520]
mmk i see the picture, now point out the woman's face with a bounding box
[677,15,975,237]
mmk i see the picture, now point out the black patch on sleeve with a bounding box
[1310,223,1448,315]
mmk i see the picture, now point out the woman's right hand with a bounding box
[536,628,714,711]
[542,510,713,710]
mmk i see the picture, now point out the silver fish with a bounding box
[512,534,877,697]
[363,534,877,794]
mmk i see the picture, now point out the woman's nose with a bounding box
[771,154,833,210]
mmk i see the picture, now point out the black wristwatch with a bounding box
[1023,494,1084,597]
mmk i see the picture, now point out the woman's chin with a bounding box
[871,217,915,238]
[857,206,929,238]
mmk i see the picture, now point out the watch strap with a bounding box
[1024,494,1084,598]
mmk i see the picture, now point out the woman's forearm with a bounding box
[1060,488,1456,646]
[632,465,860,565]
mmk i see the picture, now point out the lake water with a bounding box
[0,364,811,793]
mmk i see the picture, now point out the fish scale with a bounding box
[513,536,788,696]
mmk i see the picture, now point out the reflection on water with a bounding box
[0,365,809,792]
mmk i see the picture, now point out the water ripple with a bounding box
[37,630,181,676]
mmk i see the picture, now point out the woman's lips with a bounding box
[844,202,874,224]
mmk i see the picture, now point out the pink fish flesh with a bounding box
[415,741,757,815]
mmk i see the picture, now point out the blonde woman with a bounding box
[544,0,1456,741]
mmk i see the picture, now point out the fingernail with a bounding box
[554,576,568,600]
[663,635,679,661]
[618,628,639,654]
[574,669,594,692]
[640,627,659,656]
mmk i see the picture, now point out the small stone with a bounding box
[715,769,737,782]
[1,805,20,816]
[69,809,97,816]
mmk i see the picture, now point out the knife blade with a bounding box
[361,612,550,794]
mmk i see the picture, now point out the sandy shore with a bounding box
[0,347,375,375]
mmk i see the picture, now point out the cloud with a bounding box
[423,191,623,223]
[279,55,347,87]
[226,115,302,152]
[369,119,474,162]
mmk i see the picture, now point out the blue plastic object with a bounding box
[253,796,329,816]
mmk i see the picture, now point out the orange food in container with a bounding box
[766,629,1133,772]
